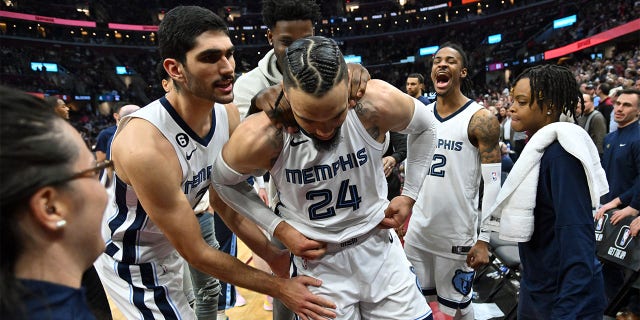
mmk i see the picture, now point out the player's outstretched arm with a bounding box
[468,108,502,269]
[363,80,438,228]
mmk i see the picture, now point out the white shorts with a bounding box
[94,251,195,320]
[404,244,475,317]
[292,228,432,320]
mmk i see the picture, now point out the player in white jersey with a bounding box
[212,36,438,319]
[94,6,336,320]
[403,43,502,319]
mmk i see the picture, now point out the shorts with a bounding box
[292,228,432,320]
[95,251,195,319]
[404,244,475,317]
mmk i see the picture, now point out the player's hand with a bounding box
[382,156,396,178]
[380,195,414,229]
[274,222,327,260]
[257,187,269,206]
[251,85,298,133]
[347,63,370,108]
[466,240,490,270]
[276,276,336,320]
[610,206,639,225]
[595,198,620,220]
[630,216,640,237]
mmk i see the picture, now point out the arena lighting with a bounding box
[30,62,58,72]
[108,23,157,31]
[344,55,362,64]
[419,45,439,56]
[545,18,640,60]
[553,14,576,29]
[488,33,502,44]
[0,10,95,27]
[115,66,133,75]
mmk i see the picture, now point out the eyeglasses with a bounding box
[50,160,115,188]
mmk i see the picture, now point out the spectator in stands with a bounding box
[499,141,514,173]
[596,82,614,132]
[94,102,140,162]
[0,86,110,319]
[383,132,407,200]
[595,89,640,311]
[406,73,432,105]
[577,93,607,159]
[45,96,70,120]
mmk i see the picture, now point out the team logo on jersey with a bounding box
[185,148,197,160]
[290,139,309,147]
[176,133,189,147]
[451,269,474,296]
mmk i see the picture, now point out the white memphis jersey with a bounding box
[406,100,482,259]
[102,96,229,264]
[270,109,389,243]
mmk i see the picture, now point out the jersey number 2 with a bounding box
[429,154,447,177]
[306,179,362,220]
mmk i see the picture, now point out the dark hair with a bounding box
[0,86,78,317]
[43,96,60,109]
[158,6,228,64]
[407,73,425,84]
[514,64,583,121]
[282,36,348,97]
[619,88,640,108]
[156,61,169,82]
[598,82,611,95]
[262,0,321,29]
[435,42,474,97]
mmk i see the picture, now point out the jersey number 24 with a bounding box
[306,179,362,220]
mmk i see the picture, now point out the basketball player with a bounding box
[212,36,437,319]
[403,43,502,319]
[94,7,336,320]
[232,2,369,318]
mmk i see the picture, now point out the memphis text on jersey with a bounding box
[184,165,212,194]
[285,148,368,185]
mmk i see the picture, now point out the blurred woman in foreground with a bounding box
[0,86,110,319]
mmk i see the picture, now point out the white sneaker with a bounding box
[235,292,246,307]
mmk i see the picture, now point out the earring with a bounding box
[56,220,67,229]
[546,110,552,115]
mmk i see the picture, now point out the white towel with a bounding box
[487,123,609,242]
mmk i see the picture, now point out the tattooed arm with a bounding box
[466,109,502,269]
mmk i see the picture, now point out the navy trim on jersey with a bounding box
[106,176,130,258]
[117,262,154,319]
[433,100,473,123]
[159,96,216,146]
[140,263,180,320]
[437,295,472,310]
[107,175,150,264]
[421,288,437,296]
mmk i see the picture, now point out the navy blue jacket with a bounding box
[601,120,640,206]
[19,279,96,320]
[518,142,606,319]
